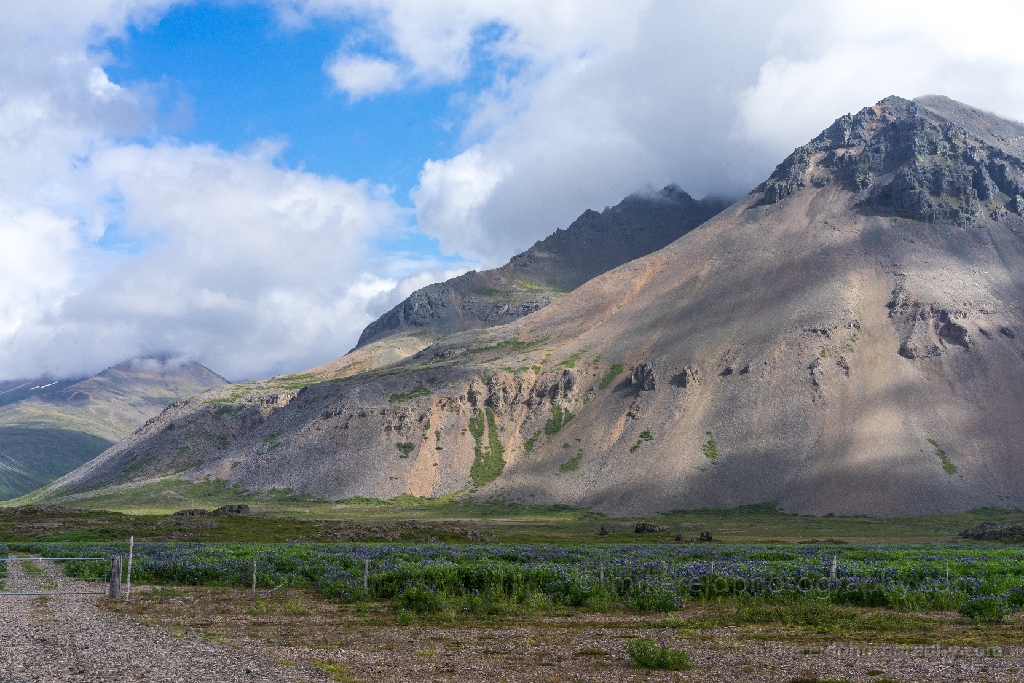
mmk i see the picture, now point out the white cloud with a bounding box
[10,0,1024,380]
[0,202,80,340]
[411,148,511,261]
[281,0,643,85]
[290,0,1024,263]
[0,137,413,380]
[325,54,403,99]
[0,0,435,381]
[737,0,1024,158]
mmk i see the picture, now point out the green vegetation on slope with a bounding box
[599,364,624,389]
[465,336,549,357]
[470,409,506,487]
[388,382,432,404]
[544,404,573,436]
[630,430,654,454]
[0,427,114,500]
[927,438,957,474]
[559,453,582,473]
[0,360,225,500]
[702,431,718,462]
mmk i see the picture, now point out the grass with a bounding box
[702,431,718,462]
[9,479,1024,545]
[463,336,549,357]
[630,430,653,453]
[927,438,957,474]
[555,353,581,369]
[469,409,506,487]
[544,404,573,436]
[310,660,361,683]
[559,453,582,473]
[625,637,692,670]
[599,364,624,389]
[388,382,432,404]
[523,432,540,457]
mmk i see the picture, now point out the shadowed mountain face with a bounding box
[34,95,1024,516]
[0,359,226,500]
[356,187,728,348]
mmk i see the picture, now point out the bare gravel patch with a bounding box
[0,560,329,683]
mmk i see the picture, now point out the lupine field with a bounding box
[0,542,7,588]
[8,541,1024,620]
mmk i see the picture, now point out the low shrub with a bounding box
[959,595,1006,623]
[625,638,692,670]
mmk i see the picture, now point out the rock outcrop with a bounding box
[959,522,1024,542]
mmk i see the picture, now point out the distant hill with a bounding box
[0,358,226,500]
[355,186,728,350]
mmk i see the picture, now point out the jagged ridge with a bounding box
[356,186,727,347]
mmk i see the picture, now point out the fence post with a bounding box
[363,559,369,593]
[830,555,837,580]
[125,537,134,600]
[251,557,257,600]
[108,556,122,600]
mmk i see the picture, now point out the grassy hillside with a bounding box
[1,483,1022,544]
[0,358,226,500]
[0,428,113,500]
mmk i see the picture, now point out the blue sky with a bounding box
[101,2,474,259]
[4,0,1024,380]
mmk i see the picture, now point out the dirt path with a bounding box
[0,559,329,683]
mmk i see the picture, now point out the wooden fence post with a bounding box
[109,556,122,600]
[125,537,134,600]
[363,559,369,592]
[251,557,257,600]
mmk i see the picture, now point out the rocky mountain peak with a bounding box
[758,95,1024,224]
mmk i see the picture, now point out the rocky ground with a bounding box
[1,560,1023,681]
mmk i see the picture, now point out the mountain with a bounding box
[351,186,727,363]
[31,95,1024,516]
[0,358,226,500]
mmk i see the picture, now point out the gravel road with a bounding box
[0,559,329,683]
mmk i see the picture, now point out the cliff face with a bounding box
[355,186,728,348]
[38,96,1024,516]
